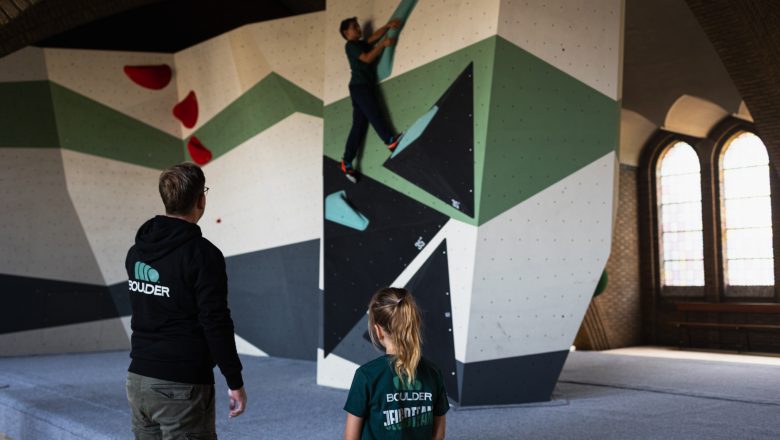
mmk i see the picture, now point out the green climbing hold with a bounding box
[593,270,608,297]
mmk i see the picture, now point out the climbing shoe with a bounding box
[341,160,358,184]
[387,133,404,152]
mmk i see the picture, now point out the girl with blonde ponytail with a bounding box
[343,288,449,440]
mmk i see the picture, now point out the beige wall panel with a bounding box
[199,113,323,257]
[0,47,48,82]
[176,13,325,135]
[233,12,325,99]
[61,150,162,285]
[497,0,623,100]
[0,317,130,357]
[43,48,180,137]
[0,148,103,284]
[174,34,243,136]
[324,0,501,104]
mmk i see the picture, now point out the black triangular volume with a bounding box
[384,63,475,217]
[404,240,459,401]
[322,157,448,355]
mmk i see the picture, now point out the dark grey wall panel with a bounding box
[0,274,122,334]
[404,241,459,401]
[383,63,475,217]
[323,157,448,355]
[457,350,569,406]
[107,281,132,316]
[331,314,379,366]
[226,239,320,361]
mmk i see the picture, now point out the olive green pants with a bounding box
[126,372,216,440]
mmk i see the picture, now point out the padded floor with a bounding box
[1,350,779,439]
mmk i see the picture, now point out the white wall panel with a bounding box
[316,348,360,389]
[61,150,161,285]
[497,0,624,100]
[324,0,500,104]
[466,152,616,363]
[232,12,324,99]
[44,48,180,137]
[199,114,323,257]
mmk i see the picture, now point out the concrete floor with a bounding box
[1,348,780,439]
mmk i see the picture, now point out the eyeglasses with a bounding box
[203,186,210,195]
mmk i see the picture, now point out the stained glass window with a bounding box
[657,142,705,286]
[721,132,774,286]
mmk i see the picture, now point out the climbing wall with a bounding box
[319,0,622,406]
[0,13,325,359]
[180,13,325,360]
[1,1,621,404]
[0,47,138,355]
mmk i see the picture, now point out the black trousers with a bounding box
[342,84,393,164]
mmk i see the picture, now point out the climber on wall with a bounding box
[338,16,404,183]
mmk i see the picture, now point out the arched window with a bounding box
[720,132,774,286]
[656,141,705,286]
[639,119,780,348]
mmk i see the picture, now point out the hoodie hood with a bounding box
[134,215,202,262]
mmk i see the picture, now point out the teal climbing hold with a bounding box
[377,0,418,81]
[325,191,370,231]
[390,106,439,159]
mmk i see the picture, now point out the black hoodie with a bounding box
[125,215,243,390]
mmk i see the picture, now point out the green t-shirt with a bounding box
[345,40,377,86]
[344,355,450,439]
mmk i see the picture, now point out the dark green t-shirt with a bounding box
[345,40,377,86]
[344,355,450,439]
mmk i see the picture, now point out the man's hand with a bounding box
[228,387,247,418]
[387,18,402,29]
[383,37,397,48]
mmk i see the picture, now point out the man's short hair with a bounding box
[159,162,205,215]
[339,17,358,40]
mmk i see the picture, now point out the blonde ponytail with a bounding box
[368,288,422,386]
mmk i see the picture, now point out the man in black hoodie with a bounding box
[125,162,247,439]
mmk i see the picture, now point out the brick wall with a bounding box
[576,164,642,349]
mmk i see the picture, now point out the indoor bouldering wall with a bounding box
[0,13,325,360]
[319,0,623,406]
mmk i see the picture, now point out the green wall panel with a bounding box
[192,73,323,161]
[49,83,183,169]
[0,81,59,148]
[478,37,619,224]
[4,72,321,168]
[324,38,497,225]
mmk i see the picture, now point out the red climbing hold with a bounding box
[173,91,199,128]
[123,64,172,90]
[187,136,212,165]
